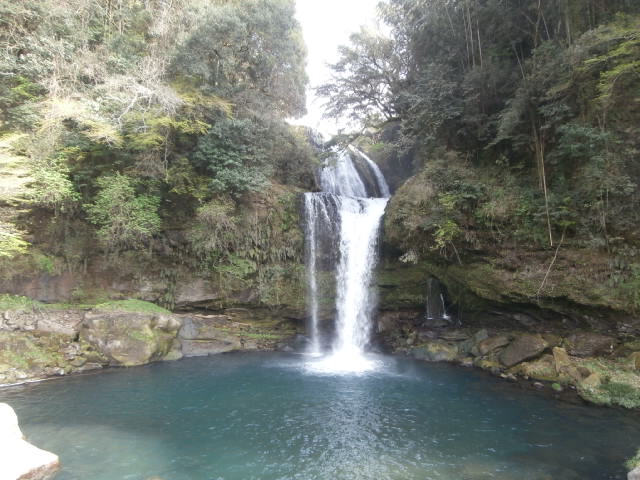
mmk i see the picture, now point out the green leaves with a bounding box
[29,151,81,215]
[171,0,307,118]
[192,117,271,197]
[85,174,161,251]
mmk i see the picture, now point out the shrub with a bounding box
[85,174,161,251]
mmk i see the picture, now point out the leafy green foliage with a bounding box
[0,227,29,259]
[29,153,80,214]
[0,0,318,264]
[340,1,640,270]
[193,118,270,196]
[171,0,307,118]
[85,174,161,251]
[0,294,42,312]
[318,27,407,123]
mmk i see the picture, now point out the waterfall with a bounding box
[303,146,390,367]
[425,276,451,325]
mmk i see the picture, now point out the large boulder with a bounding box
[551,346,584,383]
[0,403,59,479]
[499,334,549,367]
[174,279,221,307]
[80,311,182,366]
[475,335,511,357]
[565,332,616,357]
[0,331,74,385]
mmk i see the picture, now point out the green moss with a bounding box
[626,449,640,471]
[94,299,171,314]
[128,329,156,342]
[243,332,284,340]
[0,229,29,259]
[0,332,66,371]
[577,358,640,408]
[0,294,42,311]
[377,262,430,309]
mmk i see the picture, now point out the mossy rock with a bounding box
[575,358,640,409]
[0,331,70,384]
[410,340,459,362]
[499,334,549,368]
[80,310,181,366]
[514,355,560,382]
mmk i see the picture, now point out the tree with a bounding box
[317,27,408,125]
[171,0,308,118]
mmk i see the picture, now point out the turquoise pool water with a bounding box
[1,353,638,480]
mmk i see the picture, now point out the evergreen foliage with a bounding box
[0,0,315,258]
[85,174,161,251]
[322,0,640,258]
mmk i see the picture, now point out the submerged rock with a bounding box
[0,403,59,479]
[410,340,458,362]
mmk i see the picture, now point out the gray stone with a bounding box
[410,340,459,362]
[580,372,602,389]
[511,312,538,327]
[36,311,84,337]
[565,332,616,357]
[438,330,470,341]
[174,279,220,306]
[628,466,640,480]
[499,334,549,367]
[178,315,231,340]
[630,352,640,371]
[459,329,489,356]
[181,339,241,357]
[476,335,511,356]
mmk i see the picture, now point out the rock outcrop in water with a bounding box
[0,403,59,479]
[0,303,300,385]
[380,314,640,408]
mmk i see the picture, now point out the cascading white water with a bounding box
[333,196,388,355]
[304,146,390,371]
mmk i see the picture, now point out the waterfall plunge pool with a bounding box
[1,352,638,480]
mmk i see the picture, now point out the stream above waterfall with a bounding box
[2,352,639,480]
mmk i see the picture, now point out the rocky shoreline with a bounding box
[2,301,640,478]
[378,311,640,410]
[0,303,301,387]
